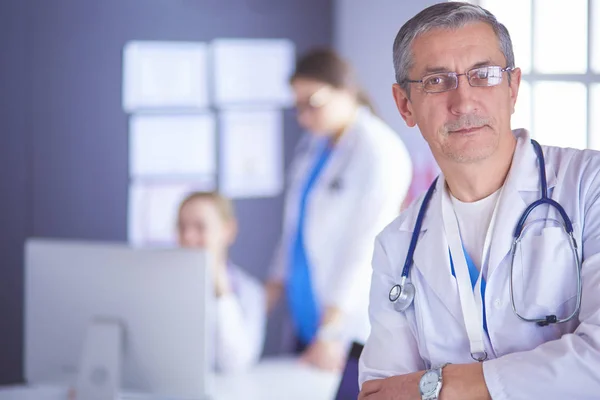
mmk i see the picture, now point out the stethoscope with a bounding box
[389,140,582,327]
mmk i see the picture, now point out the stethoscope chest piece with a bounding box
[389,282,415,312]
[387,176,439,314]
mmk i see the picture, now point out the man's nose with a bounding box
[448,74,479,116]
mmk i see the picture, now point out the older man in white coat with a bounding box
[359,2,600,400]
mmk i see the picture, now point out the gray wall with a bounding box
[0,0,31,385]
[0,0,332,384]
[334,0,440,168]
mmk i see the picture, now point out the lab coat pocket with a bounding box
[515,225,579,314]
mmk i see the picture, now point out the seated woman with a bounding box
[177,191,266,373]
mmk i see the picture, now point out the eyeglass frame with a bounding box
[403,65,515,94]
[294,85,334,114]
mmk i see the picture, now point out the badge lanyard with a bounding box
[441,183,503,361]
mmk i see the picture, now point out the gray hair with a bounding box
[393,2,515,95]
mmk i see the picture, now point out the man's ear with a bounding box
[392,83,417,127]
[508,67,522,115]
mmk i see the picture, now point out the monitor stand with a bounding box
[74,318,123,400]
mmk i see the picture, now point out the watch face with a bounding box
[419,370,439,394]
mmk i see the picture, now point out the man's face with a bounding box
[393,22,521,164]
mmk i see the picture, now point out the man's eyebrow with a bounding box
[422,66,452,75]
[469,60,494,69]
[420,60,495,75]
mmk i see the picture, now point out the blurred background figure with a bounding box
[265,48,413,371]
[177,192,266,373]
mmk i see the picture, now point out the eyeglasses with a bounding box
[295,86,333,114]
[404,65,514,94]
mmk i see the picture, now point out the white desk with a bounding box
[0,358,341,400]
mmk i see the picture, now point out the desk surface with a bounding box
[0,358,342,400]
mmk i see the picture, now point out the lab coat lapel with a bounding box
[303,121,359,248]
[283,135,319,232]
[316,121,359,192]
[409,177,463,324]
[485,175,527,280]
[486,130,557,280]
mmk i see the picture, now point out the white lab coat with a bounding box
[359,129,600,399]
[214,263,266,372]
[270,107,412,344]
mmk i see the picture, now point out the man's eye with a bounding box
[425,76,445,86]
[476,69,489,79]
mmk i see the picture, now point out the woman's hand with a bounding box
[213,262,232,297]
[265,280,284,314]
[300,339,346,372]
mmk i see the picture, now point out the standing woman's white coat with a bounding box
[273,107,412,338]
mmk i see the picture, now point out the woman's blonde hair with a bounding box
[178,191,236,222]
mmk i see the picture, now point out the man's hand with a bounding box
[359,363,491,400]
[358,371,425,400]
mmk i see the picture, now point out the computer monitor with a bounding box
[333,342,363,400]
[24,238,214,399]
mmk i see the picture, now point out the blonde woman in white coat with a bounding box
[266,49,413,371]
[177,192,265,373]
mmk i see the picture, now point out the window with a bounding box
[592,0,600,72]
[532,82,587,148]
[532,0,587,74]
[590,84,600,149]
[460,0,599,149]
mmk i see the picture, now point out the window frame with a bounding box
[464,0,599,148]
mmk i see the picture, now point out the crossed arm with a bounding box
[357,238,492,400]
[360,218,600,400]
[359,363,490,400]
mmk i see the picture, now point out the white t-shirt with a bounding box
[450,189,501,271]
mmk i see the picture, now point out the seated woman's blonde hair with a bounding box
[178,191,236,222]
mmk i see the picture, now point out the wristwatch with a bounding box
[419,363,449,400]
